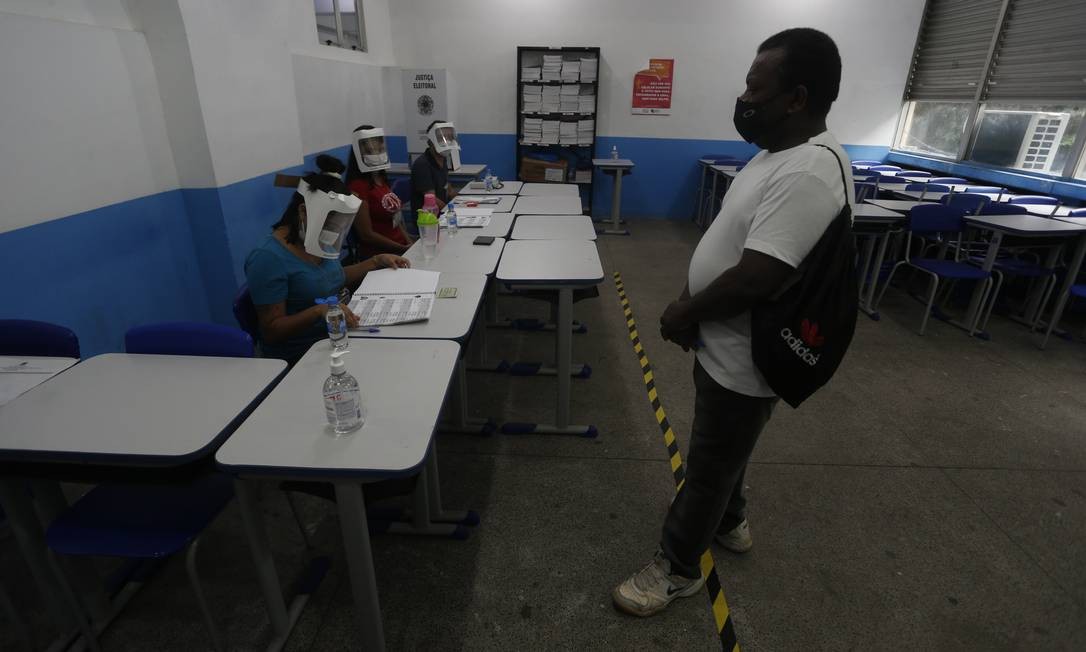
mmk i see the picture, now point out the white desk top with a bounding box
[518,183,582,197]
[867,199,925,212]
[497,240,604,286]
[512,215,598,240]
[454,194,516,213]
[1016,203,1073,217]
[387,163,487,178]
[0,353,286,464]
[512,195,584,216]
[459,180,523,195]
[1053,216,1086,227]
[710,165,742,175]
[854,203,905,219]
[592,158,634,168]
[216,339,459,480]
[0,356,78,407]
[405,235,506,275]
[466,212,515,238]
[894,190,1008,203]
[965,214,1086,236]
[348,272,485,342]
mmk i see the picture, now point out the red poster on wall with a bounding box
[631,58,674,115]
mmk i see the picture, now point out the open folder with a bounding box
[349,269,440,327]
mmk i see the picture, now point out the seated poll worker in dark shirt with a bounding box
[409,119,463,211]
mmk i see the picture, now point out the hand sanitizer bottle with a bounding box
[611,145,619,160]
[323,349,364,434]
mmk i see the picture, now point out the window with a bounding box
[893,0,1086,180]
[895,101,972,159]
[969,104,1085,175]
[313,0,366,52]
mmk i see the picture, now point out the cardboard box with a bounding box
[520,157,568,183]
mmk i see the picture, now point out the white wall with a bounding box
[388,0,924,145]
[0,7,179,232]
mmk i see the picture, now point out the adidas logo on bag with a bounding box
[779,319,823,367]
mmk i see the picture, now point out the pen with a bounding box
[365,328,381,333]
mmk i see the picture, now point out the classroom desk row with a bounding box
[0,199,603,652]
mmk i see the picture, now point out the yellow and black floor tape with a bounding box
[614,272,740,652]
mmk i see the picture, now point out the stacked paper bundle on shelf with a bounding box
[559,84,580,112]
[520,66,541,82]
[559,121,578,145]
[580,57,598,82]
[575,168,592,183]
[522,84,543,113]
[542,54,562,81]
[577,119,594,146]
[541,120,560,144]
[561,59,580,82]
[522,117,543,144]
[578,87,596,113]
[541,85,560,113]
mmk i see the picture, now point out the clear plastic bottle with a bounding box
[446,202,459,237]
[611,145,619,160]
[484,168,494,192]
[319,296,348,350]
[323,350,364,434]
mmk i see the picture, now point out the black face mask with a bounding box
[733,92,788,145]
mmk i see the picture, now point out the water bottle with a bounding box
[418,192,440,261]
[323,350,364,434]
[446,202,459,237]
[318,296,348,350]
[611,145,619,160]
[484,168,494,192]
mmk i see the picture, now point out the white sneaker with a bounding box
[612,552,705,617]
[715,519,752,553]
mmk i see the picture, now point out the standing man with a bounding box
[613,28,854,617]
[410,119,460,212]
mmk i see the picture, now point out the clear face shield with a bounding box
[351,127,390,173]
[427,122,462,171]
[298,180,362,259]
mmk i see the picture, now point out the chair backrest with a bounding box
[877,176,908,186]
[908,204,966,236]
[854,182,877,203]
[962,186,1004,194]
[851,159,883,166]
[941,193,989,215]
[905,183,950,193]
[1070,208,1086,217]
[125,322,254,358]
[929,177,968,184]
[1008,195,1058,205]
[0,319,80,358]
[390,177,412,206]
[896,170,931,177]
[711,158,746,166]
[978,203,1028,216]
[869,165,901,172]
[232,285,259,341]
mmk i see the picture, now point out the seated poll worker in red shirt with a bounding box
[345,124,413,258]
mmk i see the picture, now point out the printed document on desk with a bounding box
[350,269,440,327]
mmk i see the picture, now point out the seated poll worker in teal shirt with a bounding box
[245,155,408,364]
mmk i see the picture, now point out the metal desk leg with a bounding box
[695,164,707,224]
[0,479,71,628]
[333,482,385,652]
[440,357,495,435]
[235,479,312,652]
[468,281,508,373]
[600,170,629,236]
[709,171,719,224]
[379,444,478,537]
[861,230,892,320]
[955,230,1001,337]
[1042,233,1086,349]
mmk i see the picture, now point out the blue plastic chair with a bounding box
[46,323,259,650]
[1008,195,1059,206]
[877,176,908,186]
[905,183,950,200]
[896,170,932,178]
[852,159,883,166]
[0,319,80,358]
[869,165,902,172]
[854,182,878,203]
[391,177,416,236]
[232,285,259,342]
[978,203,1028,216]
[875,204,994,335]
[963,186,1005,199]
[929,177,968,184]
[125,322,253,358]
[942,192,989,216]
[1070,208,1086,217]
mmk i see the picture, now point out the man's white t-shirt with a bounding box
[688,131,853,397]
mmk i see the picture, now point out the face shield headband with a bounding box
[298,180,361,259]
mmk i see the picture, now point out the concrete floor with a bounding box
[3,219,1085,650]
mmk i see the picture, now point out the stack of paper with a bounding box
[559,121,578,145]
[580,57,598,82]
[541,120,560,144]
[560,84,580,112]
[520,66,541,82]
[522,117,543,143]
[561,60,580,82]
[541,85,560,113]
[523,84,542,113]
[451,206,493,227]
[579,87,596,114]
[577,119,594,145]
[350,269,440,327]
[542,54,562,81]
[575,168,592,183]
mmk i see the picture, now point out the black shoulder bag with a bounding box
[749,144,859,408]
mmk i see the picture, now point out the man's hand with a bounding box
[660,300,699,351]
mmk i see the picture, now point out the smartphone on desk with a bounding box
[473,236,495,246]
